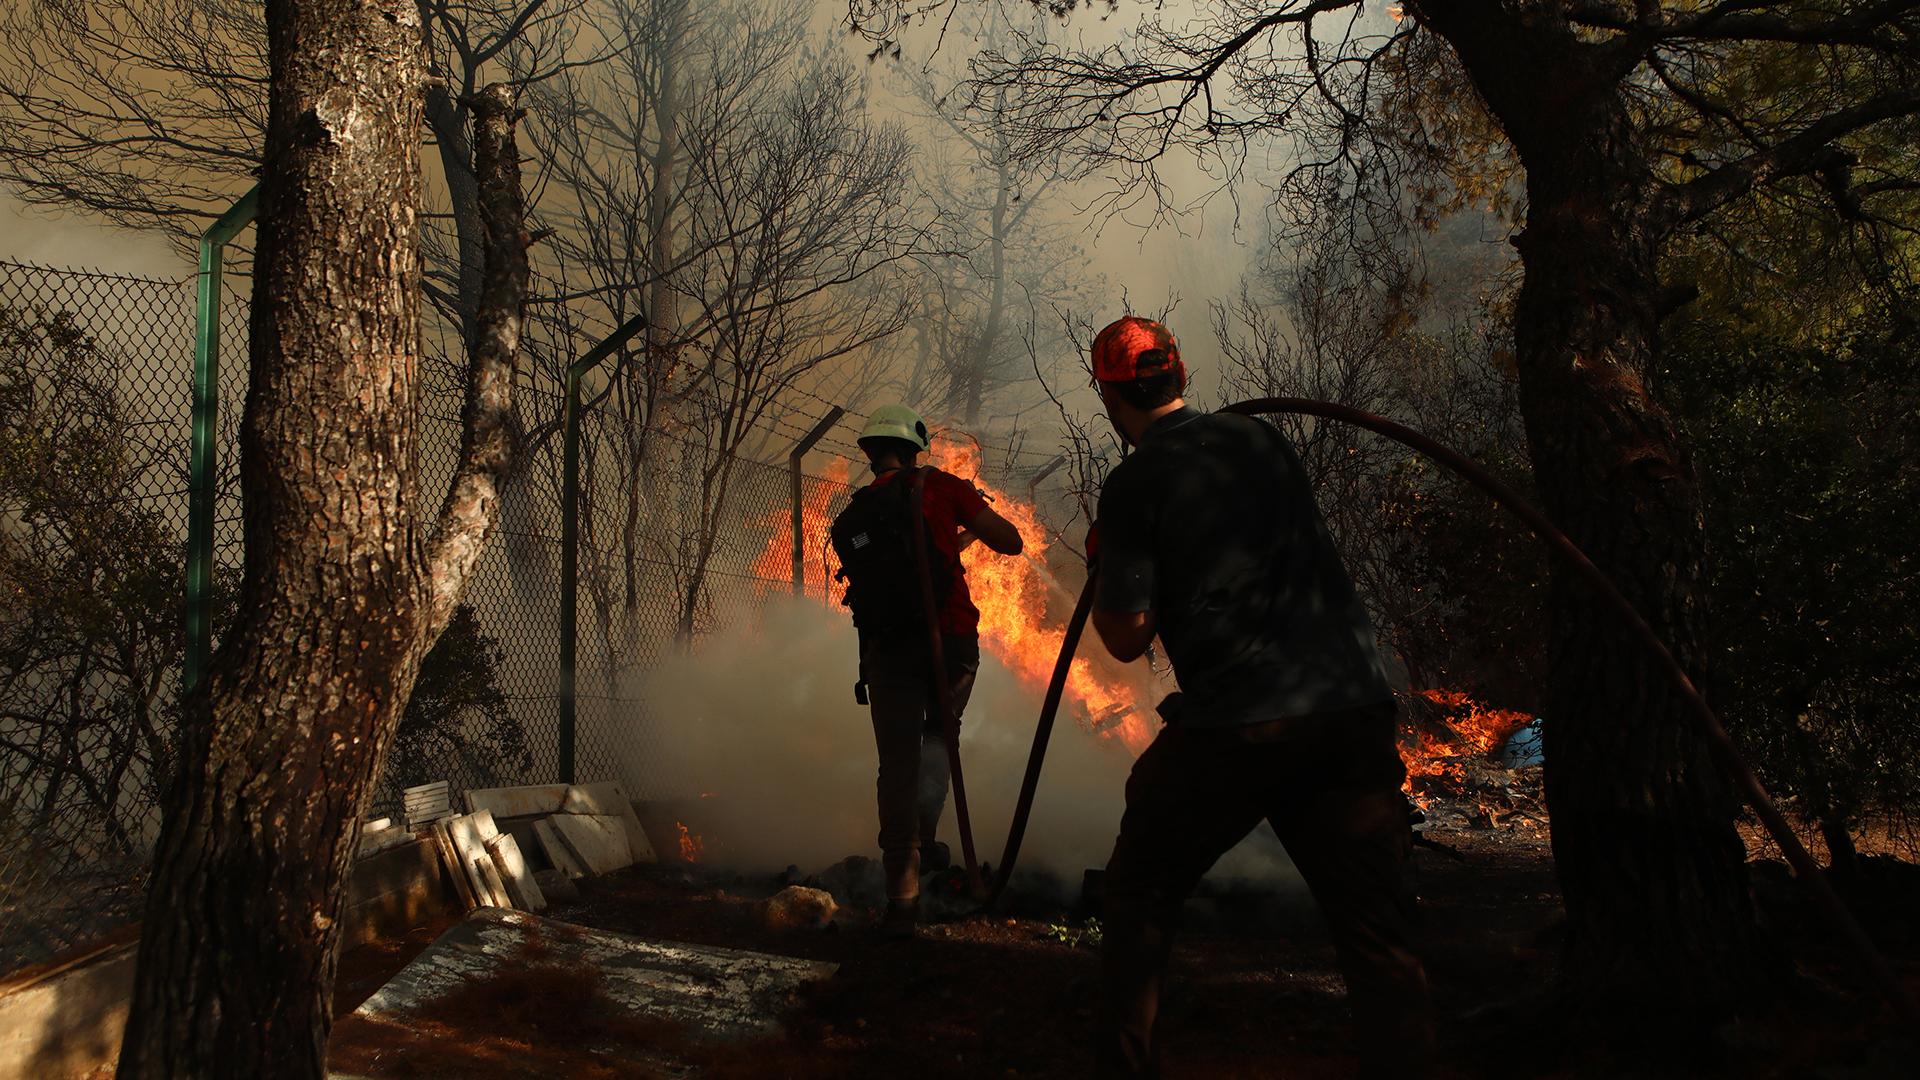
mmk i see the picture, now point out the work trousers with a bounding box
[863,633,980,900]
[1096,704,1435,1080]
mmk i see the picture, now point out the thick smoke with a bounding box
[635,596,1306,896]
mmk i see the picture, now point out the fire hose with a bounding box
[970,396,1919,1029]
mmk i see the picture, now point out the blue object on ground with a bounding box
[1500,718,1544,768]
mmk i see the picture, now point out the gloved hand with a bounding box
[1084,521,1100,562]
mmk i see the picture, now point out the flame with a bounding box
[1401,688,1534,793]
[676,821,704,863]
[751,457,853,598]
[751,435,1157,755]
[924,437,1158,755]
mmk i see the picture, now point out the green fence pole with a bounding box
[559,313,649,785]
[184,185,260,694]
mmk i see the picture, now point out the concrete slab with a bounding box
[547,813,632,876]
[354,907,837,1042]
[563,782,658,864]
[532,817,588,879]
[466,784,569,819]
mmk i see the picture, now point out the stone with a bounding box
[0,935,137,1080]
[485,833,546,913]
[356,823,412,861]
[547,813,633,876]
[354,908,838,1043]
[534,868,581,903]
[813,855,885,910]
[752,886,838,932]
[466,783,570,819]
[562,781,658,864]
[533,818,588,879]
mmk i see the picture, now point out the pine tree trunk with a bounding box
[116,2,430,1075]
[1504,78,1777,1026]
[1414,3,1782,1025]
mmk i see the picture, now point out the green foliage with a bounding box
[1044,916,1101,947]
[1662,298,1920,844]
[386,604,531,790]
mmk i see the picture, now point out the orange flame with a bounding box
[751,458,852,598]
[924,437,1157,755]
[1402,689,1533,792]
[750,435,1157,754]
[676,821,704,863]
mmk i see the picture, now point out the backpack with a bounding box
[830,468,953,634]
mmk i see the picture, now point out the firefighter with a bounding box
[1083,319,1435,1078]
[848,405,1023,938]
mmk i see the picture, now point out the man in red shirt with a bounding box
[852,405,1023,937]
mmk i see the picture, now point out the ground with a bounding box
[325,805,1919,1080]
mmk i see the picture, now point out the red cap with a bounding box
[1091,316,1183,383]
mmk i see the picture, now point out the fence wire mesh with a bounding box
[0,259,876,972]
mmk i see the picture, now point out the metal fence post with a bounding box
[788,407,845,595]
[559,313,649,785]
[184,185,260,694]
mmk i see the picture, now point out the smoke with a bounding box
[633,596,1306,897]
[1,194,186,278]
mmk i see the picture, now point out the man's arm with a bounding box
[1092,608,1156,663]
[963,506,1024,555]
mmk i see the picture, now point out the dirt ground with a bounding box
[327,809,1920,1080]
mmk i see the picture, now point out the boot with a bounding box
[881,897,919,940]
[921,840,952,874]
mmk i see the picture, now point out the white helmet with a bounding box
[858,404,931,452]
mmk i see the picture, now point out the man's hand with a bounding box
[1085,521,1100,562]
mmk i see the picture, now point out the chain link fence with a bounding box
[0,258,883,972]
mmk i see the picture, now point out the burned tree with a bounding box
[851,0,1920,1031]
[114,2,532,1073]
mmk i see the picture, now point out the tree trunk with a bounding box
[1411,4,1781,1026]
[117,0,528,1069]
[1493,56,1778,1026]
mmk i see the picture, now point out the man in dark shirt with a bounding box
[1085,318,1434,1079]
[851,405,1023,938]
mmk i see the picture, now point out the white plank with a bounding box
[485,833,546,912]
[444,812,503,905]
[471,854,512,910]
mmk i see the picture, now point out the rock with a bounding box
[753,886,838,931]
[813,855,885,910]
[534,868,581,903]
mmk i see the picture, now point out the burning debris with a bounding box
[1401,690,1548,834]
